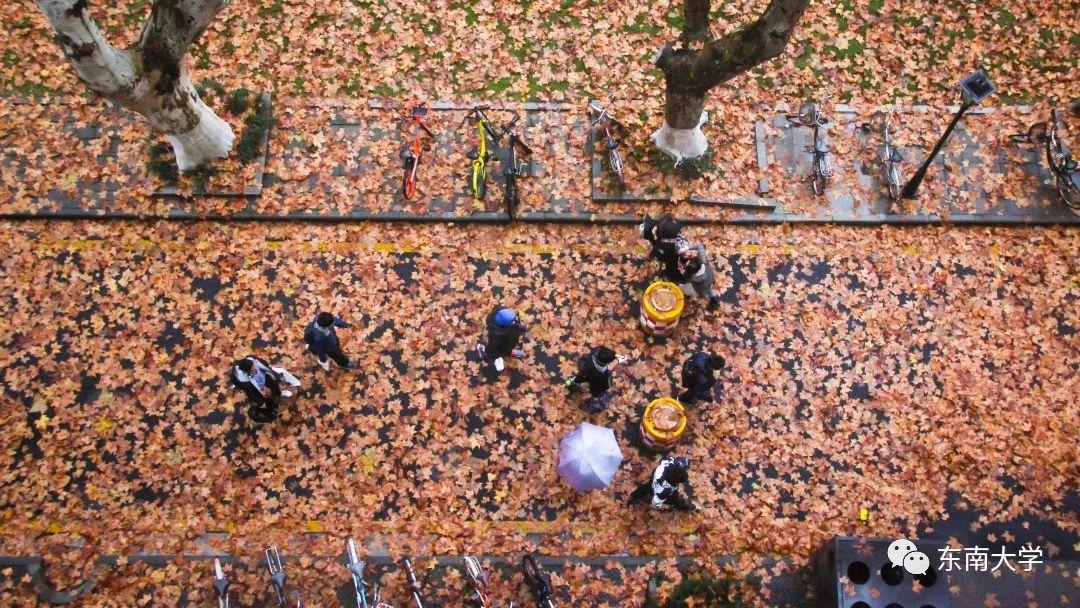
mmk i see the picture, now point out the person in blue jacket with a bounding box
[304,311,357,371]
[678,352,725,405]
[476,307,527,372]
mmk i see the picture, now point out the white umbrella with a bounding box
[558,423,624,492]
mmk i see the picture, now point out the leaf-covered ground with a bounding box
[2,0,1078,220]
[1,0,1079,605]
[0,221,1076,605]
[3,0,1075,104]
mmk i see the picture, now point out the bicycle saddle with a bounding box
[213,577,230,597]
[347,562,365,579]
[606,139,620,150]
[888,148,904,162]
[1065,159,1079,172]
[270,571,286,591]
[400,148,415,160]
[466,149,479,160]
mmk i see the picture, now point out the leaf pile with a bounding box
[0,222,1075,591]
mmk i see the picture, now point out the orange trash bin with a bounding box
[640,397,688,451]
[640,281,685,337]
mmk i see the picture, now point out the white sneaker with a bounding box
[281,390,293,398]
[494,357,505,372]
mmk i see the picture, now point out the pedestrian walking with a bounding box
[304,311,358,371]
[476,307,527,372]
[230,355,300,423]
[627,455,696,512]
[564,346,622,413]
[676,241,722,311]
[639,215,687,283]
[678,352,725,405]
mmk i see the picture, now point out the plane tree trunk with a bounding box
[651,0,813,162]
[33,0,235,172]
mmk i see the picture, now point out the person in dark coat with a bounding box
[639,215,686,283]
[627,456,695,511]
[476,307,527,372]
[678,352,725,405]
[304,311,357,371]
[564,346,619,412]
[231,355,291,423]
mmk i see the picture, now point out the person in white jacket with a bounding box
[231,355,299,423]
[676,241,721,311]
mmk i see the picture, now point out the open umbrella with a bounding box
[558,423,624,492]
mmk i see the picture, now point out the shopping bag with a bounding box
[271,366,301,387]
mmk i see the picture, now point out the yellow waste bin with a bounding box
[640,281,685,336]
[640,397,688,451]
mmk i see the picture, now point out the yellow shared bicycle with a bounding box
[461,105,503,205]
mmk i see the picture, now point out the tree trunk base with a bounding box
[166,101,236,172]
[650,111,709,162]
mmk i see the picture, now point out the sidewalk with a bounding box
[2,96,1077,225]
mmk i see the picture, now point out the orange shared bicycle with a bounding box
[400,105,436,200]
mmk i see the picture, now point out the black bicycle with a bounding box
[499,115,533,220]
[1009,108,1080,212]
[786,102,832,196]
[521,554,555,608]
[266,546,302,608]
[212,558,230,608]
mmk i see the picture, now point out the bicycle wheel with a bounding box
[467,162,481,200]
[521,554,552,601]
[505,178,518,219]
[521,554,542,588]
[811,154,829,195]
[1057,175,1080,212]
[609,150,625,188]
[477,163,488,201]
[403,169,417,200]
[887,166,902,201]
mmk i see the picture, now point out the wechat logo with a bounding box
[888,539,930,575]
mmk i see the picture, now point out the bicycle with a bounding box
[266,546,302,608]
[860,104,904,202]
[211,558,230,608]
[1009,107,1080,212]
[588,95,625,188]
[346,537,375,608]
[520,554,555,608]
[400,557,427,608]
[400,105,436,201]
[461,105,503,205]
[499,115,533,220]
[464,555,514,608]
[786,102,832,196]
